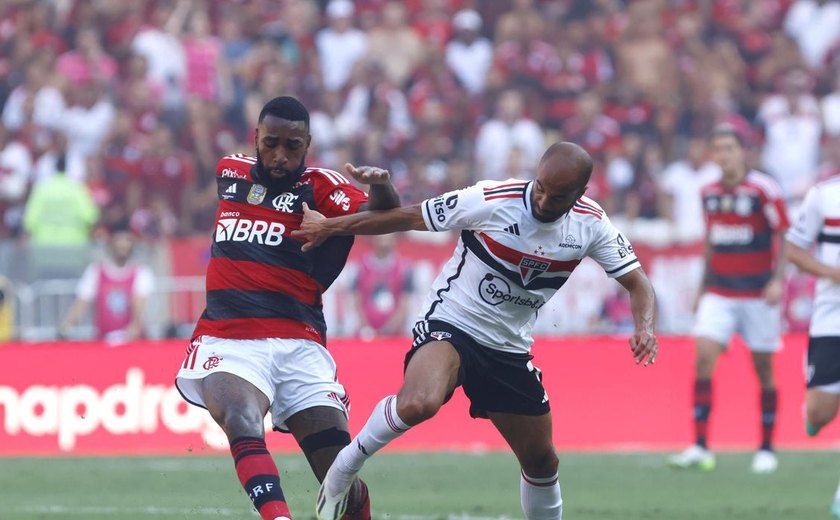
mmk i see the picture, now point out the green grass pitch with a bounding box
[1,451,838,519]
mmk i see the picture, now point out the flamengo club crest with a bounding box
[519,256,549,285]
[272,192,298,212]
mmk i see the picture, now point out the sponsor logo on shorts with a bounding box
[479,273,544,309]
[430,331,452,341]
[203,355,222,370]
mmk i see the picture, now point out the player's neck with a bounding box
[721,168,746,188]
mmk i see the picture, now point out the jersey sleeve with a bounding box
[760,178,790,231]
[587,216,642,278]
[133,267,155,298]
[310,169,369,218]
[420,183,494,232]
[75,264,98,301]
[786,186,822,248]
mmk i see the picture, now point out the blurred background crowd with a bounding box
[0,0,838,341]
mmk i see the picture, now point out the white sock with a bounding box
[834,476,840,503]
[520,470,563,520]
[328,396,410,495]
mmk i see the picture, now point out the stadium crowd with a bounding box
[1,0,838,243]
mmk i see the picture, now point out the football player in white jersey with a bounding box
[785,175,840,517]
[294,142,658,520]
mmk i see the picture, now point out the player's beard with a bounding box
[254,150,308,192]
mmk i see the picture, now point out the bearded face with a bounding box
[253,115,311,191]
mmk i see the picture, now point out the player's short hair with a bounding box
[710,124,746,147]
[258,96,310,128]
[108,218,133,235]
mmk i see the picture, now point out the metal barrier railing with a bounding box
[12,276,206,341]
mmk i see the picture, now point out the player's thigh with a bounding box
[175,336,274,433]
[200,372,271,430]
[693,293,737,349]
[694,337,724,377]
[489,411,557,477]
[270,338,349,433]
[400,339,462,408]
[739,299,782,353]
[806,389,840,426]
[806,336,840,424]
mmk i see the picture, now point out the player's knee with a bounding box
[806,404,836,432]
[519,447,559,478]
[211,406,265,438]
[395,393,443,425]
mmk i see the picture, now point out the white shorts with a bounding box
[175,335,348,432]
[692,292,782,353]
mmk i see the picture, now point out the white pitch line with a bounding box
[6,505,520,520]
[5,505,247,516]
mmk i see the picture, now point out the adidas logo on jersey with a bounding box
[222,183,237,200]
[504,223,520,235]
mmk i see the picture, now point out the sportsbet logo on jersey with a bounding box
[216,217,285,246]
[479,273,545,309]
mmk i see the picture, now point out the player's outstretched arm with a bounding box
[293,203,427,252]
[616,267,658,366]
[345,163,401,211]
[786,241,840,283]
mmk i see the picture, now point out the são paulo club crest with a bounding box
[518,255,549,285]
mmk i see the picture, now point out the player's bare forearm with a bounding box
[772,233,787,280]
[294,204,427,251]
[365,182,401,211]
[787,241,840,282]
[327,205,425,235]
[617,267,658,366]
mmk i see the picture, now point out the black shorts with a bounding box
[407,320,550,418]
[806,336,840,388]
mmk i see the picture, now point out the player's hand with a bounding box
[291,202,330,252]
[762,278,784,305]
[345,162,391,185]
[629,329,658,367]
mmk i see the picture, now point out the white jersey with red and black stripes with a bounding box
[419,179,640,354]
[786,175,840,337]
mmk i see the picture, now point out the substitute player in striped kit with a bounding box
[669,126,789,474]
[785,174,840,517]
[294,142,658,520]
[175,96,399,520]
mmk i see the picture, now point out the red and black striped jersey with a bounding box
[192,153,368,344]
[701,170,789,298]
